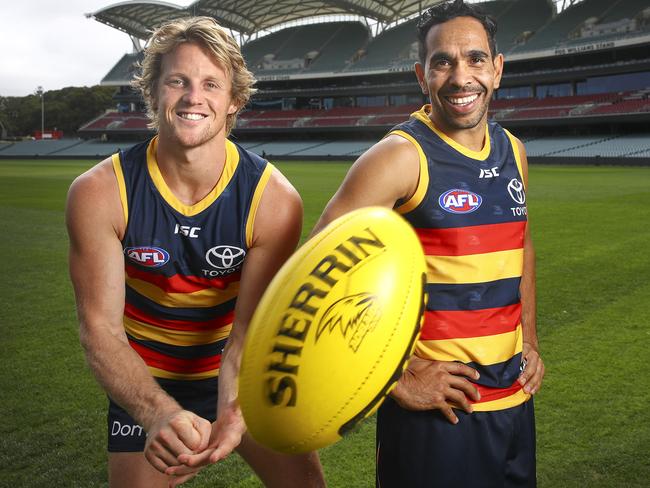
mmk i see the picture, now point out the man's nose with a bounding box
[182,82,202,104]
[448,62,472,89]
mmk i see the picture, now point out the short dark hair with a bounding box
[417,0,498,65]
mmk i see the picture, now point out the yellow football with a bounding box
[238,206,426,453]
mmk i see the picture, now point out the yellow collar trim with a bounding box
[146,136,240,216]
[412,105,491,161]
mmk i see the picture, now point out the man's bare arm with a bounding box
[66,160,211,473]
[311,134,421,235]
[514,138,545,395]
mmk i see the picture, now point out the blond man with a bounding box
[67,17,324,488]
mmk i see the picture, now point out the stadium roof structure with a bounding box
[86,1,189,40]
[88,0,437,41]
[89,0,589,42]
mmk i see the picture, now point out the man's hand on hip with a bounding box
[390,356,481,424]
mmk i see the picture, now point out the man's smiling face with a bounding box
[153,42,238,148]
[415,16,503,136]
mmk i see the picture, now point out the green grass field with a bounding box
[1,159,649,487]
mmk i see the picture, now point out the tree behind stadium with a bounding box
[0,86,114,138]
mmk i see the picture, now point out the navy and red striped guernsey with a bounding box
[111,136,273,381]
[392,105,531,411]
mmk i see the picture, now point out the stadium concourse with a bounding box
[2,0,649,164]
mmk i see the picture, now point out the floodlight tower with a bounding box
[36,86,44,136]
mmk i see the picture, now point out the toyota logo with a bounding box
[206,245,246,269]
[507,179,526,205]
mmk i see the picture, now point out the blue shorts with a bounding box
[376,397,536,488]
[107,377,218,452]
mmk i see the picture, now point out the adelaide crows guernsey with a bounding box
[111,136,272,381]
[392,106,530,411]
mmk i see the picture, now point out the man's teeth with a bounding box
[179,113,205,120]
[447,94,479,105]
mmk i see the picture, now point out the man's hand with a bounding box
[518,341,545,395]
[143,409,212,474]
[164,404,246,487]
[390,356,481,424]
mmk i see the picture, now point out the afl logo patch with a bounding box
[206,245,246,270]
[125,247,170,267]
[439,189,482,214]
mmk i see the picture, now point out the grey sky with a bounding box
[0,0,189,97]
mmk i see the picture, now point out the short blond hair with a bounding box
[132,16,256,135]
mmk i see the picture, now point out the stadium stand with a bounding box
[54,140,134,157]
[290,140,374,157]
[305,22,370,72]
[236,139,374,157]
[242,28,301,69]
[70,85,650,131]
[235,140,328,155]
[243,22,369,75]
[524,134,650,158]
[507,107,570,119]
[589,98,650,114]
[237,104,423,128]
[80,111,149,131]
[599,0,648,24]
[512,0,612,52]
[513,0,650,52]
[245,118,296,128]
[237,91,650,128]
[347,18,419,72]
[475,0,511,19]
[0,138,134,158]
[491,0,553,53]
[523,135,610,156]
[525,93,619,108]
[101,53,143,85]
[0,139,85,157]
[6,0,646,164]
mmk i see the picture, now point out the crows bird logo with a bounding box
[315,293,382,352]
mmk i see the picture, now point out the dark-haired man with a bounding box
[311,0,544,486]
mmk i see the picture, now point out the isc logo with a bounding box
[174,224,201,238]
[439,189,482,214]
[125,246,170,267]
[479,167,499,178]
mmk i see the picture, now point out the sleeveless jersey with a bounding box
[391,106,531,411]
[111,136,273,381]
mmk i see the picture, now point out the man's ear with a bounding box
[414,62,428,95]
[227,100,239,116]
[492,53,504,90]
